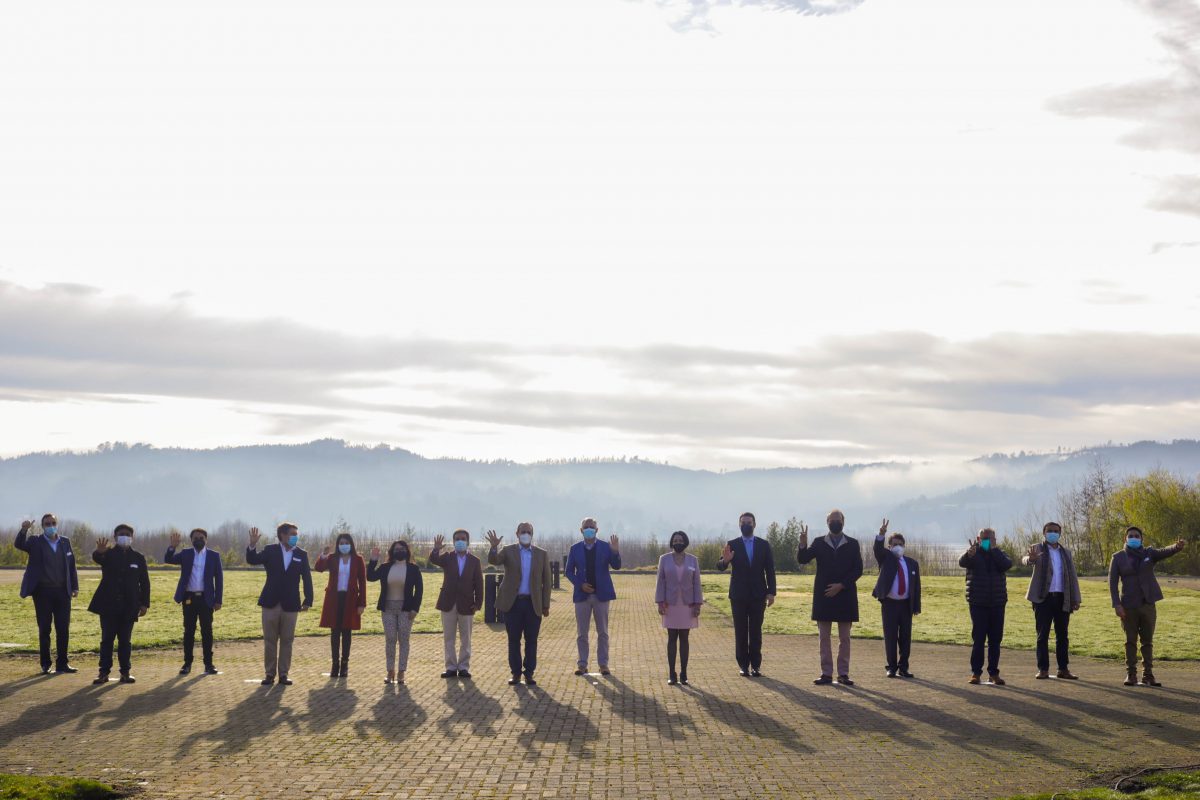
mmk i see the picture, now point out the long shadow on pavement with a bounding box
[303,683,359,735]
[174,685,302,757]
[0,682,115,741]
[593,675,696,736]
[436,679,506,740]
[511,684,600,759]
[353,683,428,743]
[82,674,188,730]
[682,683,813,754]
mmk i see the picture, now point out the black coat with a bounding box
[798,535,864,622]
[959,547,1012,606]
[871,537,921,615]
[88,546,151,619]
[366,559,423,612]
[716,537,777,603]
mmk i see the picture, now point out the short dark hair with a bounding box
[387,540,410,564]
[1126,526,1143,537]
[113,523,134,535]
[739,512,756,524]
[670,530,689,548]
[1042,522,1062,533]
[277,522,298,538]
[452,529,470,541]
[41,513,57,524]
[887,533,906,546]
[190,528,208,539]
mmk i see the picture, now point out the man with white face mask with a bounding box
[88,524,151,684]
[564,517,621,675]
[488,522,552,685]
[871,520,921,678]
[1022,522,1082,681]
[16,513,79,674]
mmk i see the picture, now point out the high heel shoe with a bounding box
[667,672,678,686]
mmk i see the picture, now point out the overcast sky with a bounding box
[1,0,1197,469]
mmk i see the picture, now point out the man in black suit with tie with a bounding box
[165,528,224,675]
[246,523,314,686]
[88,524,152,684]
[872,520,921,678]
[716,511,777,677]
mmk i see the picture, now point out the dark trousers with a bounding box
[969,603,1005,676]
[504,596,542,677]
[730,597,766,670]
[182,594,215,667]
[881,598,913,672]
[98,614,135,675]
[331,591,352,665]
[1033,593,1071,672]
[32,586,72,670]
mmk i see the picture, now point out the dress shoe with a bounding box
[261,676,275,686]
[278,675,293,686]
[1140,673,1161,687]
[968,674,982,685]
[119,673,136,684]
[574,667,586,676]
[509,675,522,685]
[885,669,898,678]
[668,673,678,686]
[339,661,349,678]
[55,665,78,674]
[1123,671,1138,686]
[458,670,472,679]
[180,664,192,675]
[442,670,458,679]
[987,674,1006,686]
[898,670,914,678]
[679,672,689,686]
[524,676,537,686]
[330,664,341,678]
[1056,669,1078,680]
[739,669,751,677]
[837,675,854,686]
[203,665,219,675]
[750,669,763,678]
[93,673,110,685]
[1034,669,1049,680]
[813,675,833,685]
[600,667,611,676]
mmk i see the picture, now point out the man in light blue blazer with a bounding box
[165,528,224,675]
[564,517,621,675]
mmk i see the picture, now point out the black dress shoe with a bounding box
[119,674,136,684]
[41,665,52,675]
[679,673,689,686]
[837,675,854,686]
[750,669,763,678]
[739,669,751,677]
[278,675,293,686]
[55,665,78,674]
[93,673,110,685]
[203,665,220,675]
[668,674,678,686]
[524,676,537,686]
[813,675,833,685]
[261,676,275,686]
[574,668,586,676]
[898,670,914,678]
[885,669,898,678]
[509,675,522,685]
[442,670,458,679]
[179,664,192,675]
[458,670,472,679]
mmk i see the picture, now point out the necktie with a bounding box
[896,560,907,596]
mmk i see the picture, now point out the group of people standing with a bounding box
[12,511,1188,688]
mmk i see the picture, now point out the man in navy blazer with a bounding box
[246,522,314,685]
[16,514,80,674]
[716,511,777,677]
[165,527,224,675]
[564,517,622,675]
[872,521,921,678]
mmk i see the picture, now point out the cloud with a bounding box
[1079,279,1151,306]
[648,0,865,33]
[1149,174,1200,218]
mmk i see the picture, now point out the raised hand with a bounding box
[798,523,809,550]
[432,534,445,551]
[485,530,503,549]
[248,527,261,547]
[1027,543,1041,560]
[20,519,33,531]
[96,537,110,553]
[879,519,889,536]
[609,534,620,552]
[169,531,182,549]
[721,543,733,563]
[322,544,332,557]
[370,546,381,561]
[1175,538,1187,549]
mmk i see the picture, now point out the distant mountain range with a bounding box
[2,439,1199,542]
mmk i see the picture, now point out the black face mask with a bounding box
[192,539,205,551]
[672,542,687,553]
[739,523,754,536]
[828,521,844,534]
[394,549,408,561]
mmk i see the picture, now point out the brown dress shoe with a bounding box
[1056,669,1078,680]
[968,674,982,685]
[1123,671,1138,686]
[988,674,1006,686]
[1035,670,1050,680]
[1140,673,1161,687]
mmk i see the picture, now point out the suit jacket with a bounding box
[88,546,151,619]
[246,543,315,612]
[871,537,921,615]
[428,550,484,614]
[315,553,368,630]
[716,536,777,603]
[366,559,424,612]
[564,540,621,602]
[1022,544,1081,610]
[489,544,552,615]
[1109,543,1183,609]
[165,546,224,608]
[655,553,703,606]
[798,534,864,622]
[15,529,79,600]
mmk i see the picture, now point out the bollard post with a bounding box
[485,573,502,623]
[552,560,561,590]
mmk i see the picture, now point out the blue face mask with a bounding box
[1045,532,1061,545]
[338,543,351,555]
[582,528,597,539]
[287,535,299,548]
[453,539,468,553]
[43,526,58,538]
[1127,538,1142,549]
[980,538,992,551]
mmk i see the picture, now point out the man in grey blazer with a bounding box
[1022,521,1082,681]
[1109,526,1186,687]
[488,523,552,685]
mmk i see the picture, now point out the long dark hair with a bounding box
[387,539,411,564]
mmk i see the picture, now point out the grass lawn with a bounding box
[0,774,122,800]
[998,770,1200,799]
[700,574,1200,661]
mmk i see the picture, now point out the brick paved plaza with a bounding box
[1,576,1198,799]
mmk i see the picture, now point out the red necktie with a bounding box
[896,561,907,596]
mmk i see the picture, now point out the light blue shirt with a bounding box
[742,535,754,564]
[45,535,59,554]
[518,546,532,595]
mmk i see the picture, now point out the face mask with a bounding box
[739,523,754,536]
[394,549,408,561]
[192,539,205,551]
[1127,538,1142,550]
[671,542,687,553]
[1045,532,1061,545]
[582,528,597,539]
[518,533,532,546]
[828,520,844,534]
[979,538,992,551]
[338,543,351,555]
[116,535,132,548]
[287,535,299,548]
[453,539,468,553]
[44,526,58,538]
[891,545,904,558]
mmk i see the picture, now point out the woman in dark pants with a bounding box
[315,532,367,678]
[960,527,1012,685]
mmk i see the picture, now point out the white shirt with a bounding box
[282,546,294,572]
[187,547,207,592]
[1048,545,1065,594]
[337,556,351,591]
[888,556,910,600]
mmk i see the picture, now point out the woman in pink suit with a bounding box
[315,532,367,678]
[655,530,704,686]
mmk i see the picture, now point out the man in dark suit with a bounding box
[429,529,484,678]
[165,528,224,675]
[716,511,777,677]
[15,514,79,674]
[1109,526,1187,686]
[88,524,151,684]
[871,520,921,679]
[798,509,864,685]
[246,523,314,686]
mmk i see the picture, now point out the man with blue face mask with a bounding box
[1109,526,1187,687]
[16,514,79,674]
[1022,522,1082,680]
[565,517,622,675]
[429,529,484,678]
[247,522,314,685]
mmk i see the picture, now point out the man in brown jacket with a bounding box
[429,529,484,678]
[488,523,552,685]
[1109,526,1187,687]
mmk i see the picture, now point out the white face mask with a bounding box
[891,545,904,558]
[518,533,532,546]
[116,535,133,548]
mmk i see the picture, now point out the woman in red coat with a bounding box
[315,532,367,678]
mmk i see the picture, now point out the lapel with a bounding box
[737,537,753,568]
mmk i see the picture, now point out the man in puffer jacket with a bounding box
[960,528,1012,685]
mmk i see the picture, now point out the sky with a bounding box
[1,0,1197,469]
